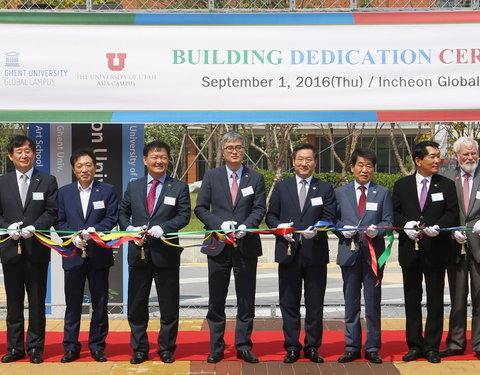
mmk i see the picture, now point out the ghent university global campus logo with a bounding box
[106,53,127,71]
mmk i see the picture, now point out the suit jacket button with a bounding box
[420,216,424,220]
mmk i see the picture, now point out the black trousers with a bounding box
[3,258,49,353]
[402,264,445,353]
[206,245,258,353]
[279,257,327,352]
[128,263,179,354]
[63,263,110,353]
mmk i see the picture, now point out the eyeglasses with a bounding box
[295,157,314,164]
[224,145,245,153]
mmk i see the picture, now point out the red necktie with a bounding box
[358,185,367,216]
[147,179,159,216]
[231,172,238,205]
[463,173,471,213]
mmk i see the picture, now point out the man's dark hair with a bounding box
[292,143,318,160]
[413,141,440,161]
[350,147,377,167]
[7,135,35,154]
[70,148,97,167]
[143,140,171,158]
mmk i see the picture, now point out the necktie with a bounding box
[463,173,471,214]
[231,172,238,205]
[147,179,159,216]
[358,185,367,216]
[299,179,307,211]
[20,174,28,207]
[419,178,428,211]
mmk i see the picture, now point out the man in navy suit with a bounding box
[195,131,266,364]
[393,141,459,363]
[56,148,118,363]
[0,135,58,364]
[335,148,393,364]
[266,143,336,363]
[119,140,190,364]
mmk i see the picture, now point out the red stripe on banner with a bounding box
[354,11,480,24]
[377,110,480,122]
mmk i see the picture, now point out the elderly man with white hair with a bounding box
[441,136,480,359]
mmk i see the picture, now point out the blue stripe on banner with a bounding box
[28,123,52,314]
[112,111,378,123]
[121,124,144,313]
[134,13,355,25]
[29,123,50,173]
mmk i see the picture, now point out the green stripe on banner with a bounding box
[0,111,113,122]
[0,12,135,24]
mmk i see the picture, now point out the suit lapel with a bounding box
[9,172,23,209]
[85,180,100,220]
[24,170,41,210]
[287,177,302,215]
[220,167,234,208]
[424,174,441,212]
[468,166,480,215]
[408,175,422,214]
[302,177,318,213]
[452,169,465,216]
[139,176,148,214]
[347,183,360,221]
[151,175,174,217]
[236,166,251,208]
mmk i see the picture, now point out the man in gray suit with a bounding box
[335,148,393,364]
[441,136,480,359]
[195,131,266,364]
[119,140,191,364]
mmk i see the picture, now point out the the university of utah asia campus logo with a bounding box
[106,53,127,71]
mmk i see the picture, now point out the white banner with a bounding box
[1,13,480,122]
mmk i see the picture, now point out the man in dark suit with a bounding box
[194,131,266,364]
[335,148,393,364]
[119,140,190,364]
[440,136,480,359]
[393,140,459,363]
[266,143,336,364]
[56,148,118,363]
[0,135,58,364]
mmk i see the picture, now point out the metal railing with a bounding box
[0,0,478,12]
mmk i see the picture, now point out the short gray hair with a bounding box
[453,136,478,154]
[220,131,246,149]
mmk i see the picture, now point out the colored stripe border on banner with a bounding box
[1,11,480,25]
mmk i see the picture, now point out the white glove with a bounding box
[277,222,294,242]
[73,234,87,248]
[473,220,480,234]
[148,225,164,239]
[342,225,357,239]
[302,226,316,240]
[404,220,420,240]
[81,227,96,241]
[365,224,378,238]
[235,224,247,239]
[453,230,467,244]
[7,222,21,240]
[424,225,440,238]
[20,225,35,239]
[131,226,145,246]
[220,220,237,234]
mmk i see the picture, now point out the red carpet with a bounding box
[0,330,476,362]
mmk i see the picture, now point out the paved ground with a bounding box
[1,317,480,375]
[0,261,478,374]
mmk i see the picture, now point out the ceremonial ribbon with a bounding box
[0,224,471,259]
